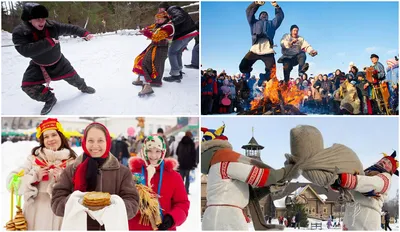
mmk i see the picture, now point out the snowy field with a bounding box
[1,141,200,230]
[1,30,199,115]
[248,218,399,231]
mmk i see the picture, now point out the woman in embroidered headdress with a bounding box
[132,11,175,96]
[128,135,189,230]
[6,118,77,230]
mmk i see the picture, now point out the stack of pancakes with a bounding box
[4,220,15,231]
[5,206,28,231]
[83,192,111,211]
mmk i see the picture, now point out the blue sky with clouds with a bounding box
[201,117,399,199]
[201,1,399,79]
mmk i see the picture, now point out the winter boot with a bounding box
[300,63,309,74]
[163,75,182,83]
[132,76,144,86]
[138,84,154,97]
[81,86,96,94]
[180,71,185,79]
[41,97,57,115]
[184,64,199,69]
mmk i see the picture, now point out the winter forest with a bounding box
[1,1,199,33]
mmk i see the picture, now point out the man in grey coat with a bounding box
[239,1,284,87]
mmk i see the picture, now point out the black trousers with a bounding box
[201,95,213,115]
[239,51,275,86]
[282,52,306,83]
[179,169,190,194]
[22,73,86,102]
[385,221,392,231]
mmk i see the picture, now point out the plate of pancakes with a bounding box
[79,192,112,211]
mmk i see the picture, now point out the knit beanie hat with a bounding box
[290,24,299,32]
[259,11,268,19]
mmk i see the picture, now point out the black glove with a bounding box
[157,214,174,230]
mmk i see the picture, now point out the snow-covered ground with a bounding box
[1,141,200,230]
[248,218,399,230]
[1,30,199,115]
[177,168,200,231]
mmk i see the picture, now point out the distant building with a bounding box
[267,183,342,220]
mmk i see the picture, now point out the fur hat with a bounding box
[21,3,49,21]
[365,151,399,176]
[158,2,170,10]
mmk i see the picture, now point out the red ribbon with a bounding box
[34,157,68,181]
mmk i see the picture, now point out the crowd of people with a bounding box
[201,55,399,115]
[202,1,398,115]
[1,135,34,143]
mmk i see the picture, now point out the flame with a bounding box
[250,98,261,110]
[250,65,306,111]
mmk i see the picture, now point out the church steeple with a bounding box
[241,127,264,160]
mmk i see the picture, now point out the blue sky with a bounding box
[202,117,399,199]
[201,1,399,79]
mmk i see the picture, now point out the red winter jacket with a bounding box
[128,157,190,230]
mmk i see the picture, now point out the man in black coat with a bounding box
[176,131,197,194]
[158,2,199,82]
[12,3,96,115]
